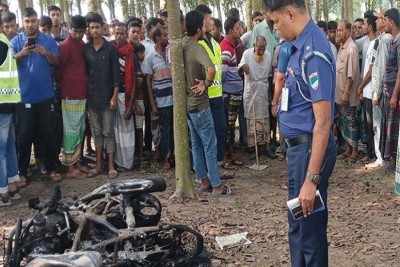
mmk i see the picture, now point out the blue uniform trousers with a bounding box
[286,133,336,267]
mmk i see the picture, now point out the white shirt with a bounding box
[363,38,378,99]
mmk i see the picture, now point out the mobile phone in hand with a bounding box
[26,37,36,47]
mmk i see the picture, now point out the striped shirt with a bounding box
[143,49,173,108]
[220,36,243,94]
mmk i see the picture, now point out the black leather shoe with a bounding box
[265,148,277,159]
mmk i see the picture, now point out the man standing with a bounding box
[335,20,361,163]
[0,0,8,15]
[352,18,365,40]
[251,1,280,151]
[2,12,18,40]
[128,20,142,44]
[212,18,224,43]
[368,10,393,168]
[251,3,279,56]
[84,12,119,179]
[195,5,233,178]
[0,14,22,206]
[357,11,379,163]
[111,22,136,171]
[270,0,336,266]
[381,9,400,171]
[144,26,174,169]
[327,20,338,48]
[12,7,61,185]
[239,36,274,158]
[241,11,264,50]
[183,10,232,196]
[56,15,88,179]
[221,17,246,166]
[48,5,66,42]
[317,20,337,60]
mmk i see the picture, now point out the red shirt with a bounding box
[56,34,88,99]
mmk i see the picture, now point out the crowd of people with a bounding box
[0,1,284,201]
[2,0,400,265]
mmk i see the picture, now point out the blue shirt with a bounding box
[279,20,335,139]
[277,42,292,73]
[11,32,59,104]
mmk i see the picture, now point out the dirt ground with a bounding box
[0,147,399,267]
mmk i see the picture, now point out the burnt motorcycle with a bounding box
[4,177,204,267]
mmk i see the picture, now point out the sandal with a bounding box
[198,185,212,193]
[0,194,12,207]
[108,169,118,179]
[222,163,237,171]
[349,157,357,164]
[77,165,90,174]
[220,170,235,180]
[337,154,349,160]
[230,159,244,166]
[87,168,100,178]
[66,169,87,179]
[163,160,172,170]
[212,186,233,197]
[9,189,21,200]
[49,172,62,182]
[16,176,27,188]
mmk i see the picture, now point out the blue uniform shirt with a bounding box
[279,20,335,139]
[11,32,59,104]
[277,42,292,73]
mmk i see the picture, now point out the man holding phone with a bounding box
[11,7,61,186]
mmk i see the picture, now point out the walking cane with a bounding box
[248,75,267,171]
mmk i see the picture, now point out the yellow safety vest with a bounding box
[0,33,21,103]
[198,37,222,98]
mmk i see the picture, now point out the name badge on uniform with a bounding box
[281,87,289,112]
[25,104,31,109]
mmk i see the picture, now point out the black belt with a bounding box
[188,108,201,114]
[285,133,312,148]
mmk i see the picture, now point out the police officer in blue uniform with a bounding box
[269,1,337,266]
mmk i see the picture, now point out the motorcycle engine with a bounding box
[25,212,72,259]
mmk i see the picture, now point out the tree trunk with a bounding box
[341,0,345,20]
[305,0,311,16]
[87,0,100,12]
[129,0,136,17]
[137,0,144,16]
[149,0,154,17]
[315,0,320,21]
[69,0,74,16]
[154,0,160,13]
[167,0,195,200]
[64,0,71,22]
[59,0,65,21]
[245,0,252,31]
[18,0,27,18]
[98,0,106,20]
[26,0,33,7]
[107,0,116,19]
[39,0,44,16]
[397,0,400,8]
[323,0,328,22]
[120,0,129,20]
[252,0,261,12]
[197,0,205,4]
[215,0,222,20]
[76,0,82,15]
[347,0,353,22]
